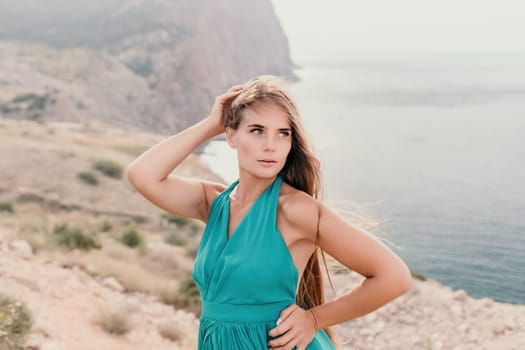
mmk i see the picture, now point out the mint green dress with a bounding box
[192,175,336,349]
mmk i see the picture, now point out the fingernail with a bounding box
[276,318,281,325]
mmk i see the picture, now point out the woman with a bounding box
[126,76,412,349]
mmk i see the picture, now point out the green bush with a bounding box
[53,223,101,250]
[164,231,188,246]
[100,220,112,232]
[0,293,33,350]
[189,221,203,235]
[184,243,199,258]
[27,94,50,110]
[172,275,201,315]
[0,201,15,213]
[411,270,427,281]
[77,170,99,185]
[11,93,38,103]
[93,159,123,179]
[120,227,143,248]
[161,212,192,227]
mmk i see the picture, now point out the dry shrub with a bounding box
[0,293,33,350]
[156,321,184,342]
[0,201,15,213]
[77,170,99,185]
[164,230,188,247]
[53,223,101,251]
[184,242,199,258]
[93,159,123,179]
[173,275,201,316]
[119,227,144,248]
[95,307,131,336]
[157,280,179,306]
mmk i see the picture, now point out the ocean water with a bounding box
[201,50,525,304]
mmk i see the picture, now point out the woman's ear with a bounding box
[225,127,236,149]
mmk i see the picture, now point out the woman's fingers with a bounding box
[215,92,239,105]
[217,89,242,104]
[221,85,243,96]
[216,84,243,102]
[203,84,244,136]
[223,85,243,95]
[267,305,316,350]
[268,330,297,350]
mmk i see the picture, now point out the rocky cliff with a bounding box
[0,0,296,133]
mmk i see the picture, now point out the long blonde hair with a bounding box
[225,75,338,345]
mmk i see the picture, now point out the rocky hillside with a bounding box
[0,0,296,133]
[0,116,218,349]
[1,239,200,350]
[2,240,524,350]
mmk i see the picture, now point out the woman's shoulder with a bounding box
[278,182,319,240]
[203,180,228,207]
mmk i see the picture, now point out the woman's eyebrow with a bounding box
[246,123,291,131]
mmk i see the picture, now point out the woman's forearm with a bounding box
[308,270,412,331]
[126,118,219,185]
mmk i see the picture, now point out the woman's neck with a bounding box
[230,173,277,205]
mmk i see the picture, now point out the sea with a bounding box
[201,49,525,304]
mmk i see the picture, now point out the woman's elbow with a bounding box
[392,261,413,296]
[126,166,144,190]
[379,259,412,299]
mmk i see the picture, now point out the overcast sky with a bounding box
[270,0,524,54]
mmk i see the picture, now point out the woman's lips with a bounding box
[258,159,277,166]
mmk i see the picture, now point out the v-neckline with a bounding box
[224,176,280,242]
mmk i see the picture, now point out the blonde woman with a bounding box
[126,76,412,349]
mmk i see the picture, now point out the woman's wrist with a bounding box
[201,115,225,138]
[305,308,320,332]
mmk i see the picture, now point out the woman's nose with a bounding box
[263,135,276,151]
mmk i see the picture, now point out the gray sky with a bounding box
[270,0,524,53]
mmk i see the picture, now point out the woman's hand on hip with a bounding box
[267,304,317,350]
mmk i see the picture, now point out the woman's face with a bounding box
[226,101,292,179]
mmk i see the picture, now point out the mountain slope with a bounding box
[0,0,296,133]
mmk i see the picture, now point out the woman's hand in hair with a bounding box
[267,304,317,350]
[205,84,244,137]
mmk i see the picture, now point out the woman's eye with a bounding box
[250,128,262,134]
[279,131,290,137]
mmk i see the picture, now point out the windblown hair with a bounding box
[225,75,338,346]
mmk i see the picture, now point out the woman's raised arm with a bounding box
[126,85,243,222]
